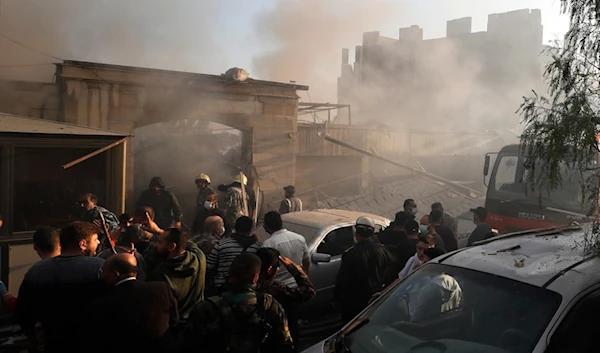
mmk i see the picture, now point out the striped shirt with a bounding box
[206,237,262,287]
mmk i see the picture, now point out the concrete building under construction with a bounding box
[338,9,546,130]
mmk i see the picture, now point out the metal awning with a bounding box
[0,112,129,137]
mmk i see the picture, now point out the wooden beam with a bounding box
[62,137,128,169]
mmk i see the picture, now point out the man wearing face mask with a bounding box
[403,199,418,220]
[191,174,216,235]
[334,217,396,323]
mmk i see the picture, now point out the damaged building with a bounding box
[337,9,546,130]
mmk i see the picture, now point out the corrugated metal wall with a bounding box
[297,124,506,157]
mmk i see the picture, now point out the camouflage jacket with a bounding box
[189,232,221,256]
[82,206,119,233]
[222,186,250,225]
[256,262,316,310]
[184,283,294,353]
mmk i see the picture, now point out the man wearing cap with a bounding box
[279,186,302,215]
[334,216,395,323]
[192,174,216,235]
[467,207,494,246]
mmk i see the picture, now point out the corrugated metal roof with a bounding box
[0,113,129,137]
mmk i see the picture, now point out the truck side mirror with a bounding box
[312,253,331,264]
[483,155,491,176]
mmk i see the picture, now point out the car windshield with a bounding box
[343,263,561,353]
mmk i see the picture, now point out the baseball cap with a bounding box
[355,216,375,234]
[470,207,488,220]
[283,185,295,192]
[405,220,420,235]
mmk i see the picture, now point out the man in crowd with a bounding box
[256,248,316,351]
[184,253,294,353]
[429,210,457,251]
[136,176,183,230]
[117,212,133,238]
[468,207,494,246]
[98,224,148,281]
[262,211,310,287]
[206,216,262,295]
[279,185,302,214]
[403,199,418,220]
[334,217,395,323]
[146,227,206,328]
[190,215,225,256]
[79,192,120,233]
[431,202,458,239]
[220,173,253,229]
[192,173,216,235]
[16,222,105,353]
[93,253,179,353]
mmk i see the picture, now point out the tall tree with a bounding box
[519,0,600,208]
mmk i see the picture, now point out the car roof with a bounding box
[436,225,594,288]
[281,209,391,231]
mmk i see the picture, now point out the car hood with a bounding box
[301,338,327,353]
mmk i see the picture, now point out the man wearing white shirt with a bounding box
[262,211,310,287]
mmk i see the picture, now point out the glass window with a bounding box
[317,226,354,257]
[343,263,561,353]
[13,147,108,232]
[548,290,600,352]
[493,155,520,192]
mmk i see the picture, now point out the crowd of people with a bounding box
[0,172,495,353]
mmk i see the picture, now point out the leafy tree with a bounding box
[519,0,600,210]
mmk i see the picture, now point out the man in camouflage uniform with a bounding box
[183,252,293,353]
[79,192,119,252]
[256,248,316,351]
[192,173,216,235]
[221,174,252,229]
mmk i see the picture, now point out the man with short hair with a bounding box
[279,185,302,214]
[262,211,310,287]
[79,192,120,233]
[334,217,395,323]
[93,254,179,353]
[206,216,262,293]
[33,227,61,260]
[431,202,458,239]
[147,228,206,327]
[184,253,294,353]
[403,199,418,219]
[190,215,226,256]
[468,207,494,246]
[429,210,456,251]
[16,222,106,353]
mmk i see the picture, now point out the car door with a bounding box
[306,225,356,310]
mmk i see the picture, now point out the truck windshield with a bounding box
[343,263,561,353]
[492,153,586,213]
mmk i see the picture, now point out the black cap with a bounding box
[470,207,488,220]
[283,185,295,192]
[405,220,420,235]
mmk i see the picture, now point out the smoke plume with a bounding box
[251,0,401,103]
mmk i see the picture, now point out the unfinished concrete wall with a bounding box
[0,80,59,121]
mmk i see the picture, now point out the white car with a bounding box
[256,209,390,317]
[303,225,600,353]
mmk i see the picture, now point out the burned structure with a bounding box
[338,9,545,129]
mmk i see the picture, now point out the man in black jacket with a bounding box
[136,176,183,230]
[93,253,179,353]
[334,216,395,323]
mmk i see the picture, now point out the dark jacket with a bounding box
[15,255,106,353]
[334,239,395,323]
[136,178,183,230]
[147,242,206,324]
[91,280,179,353]
[376,229,415,274]
[82,205,120,233]
[279,197,302,214]
[435,225,457,251]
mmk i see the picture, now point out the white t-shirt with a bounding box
[263,228,309,287]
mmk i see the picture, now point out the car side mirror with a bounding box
[312,253,331,263]
[483,154,491,176]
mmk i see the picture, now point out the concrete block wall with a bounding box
[399,25,424,41]
[447,17,472,37]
